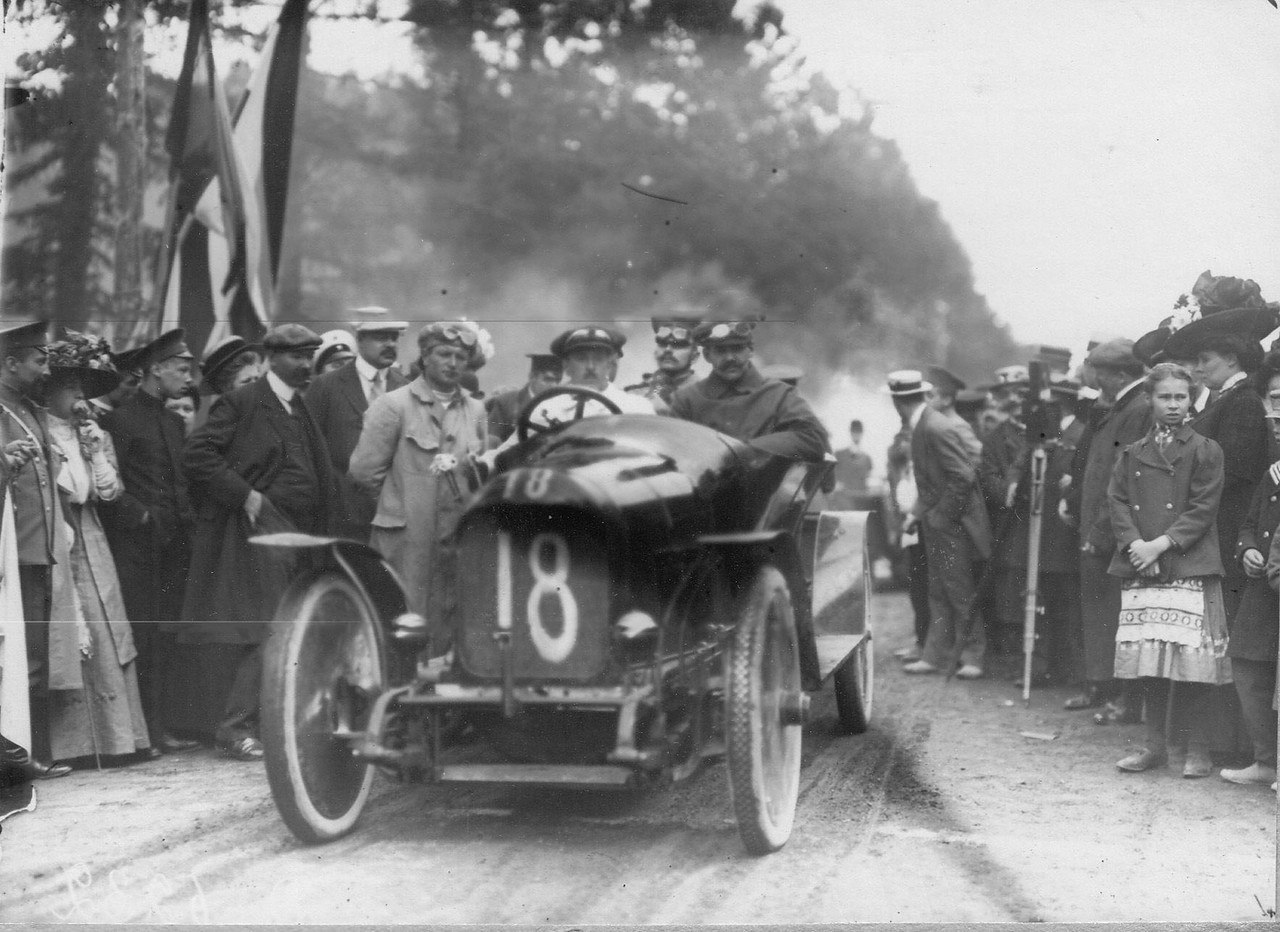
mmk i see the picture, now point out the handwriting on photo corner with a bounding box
[48,861,211,924]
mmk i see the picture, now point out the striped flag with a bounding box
[156,0,310,359]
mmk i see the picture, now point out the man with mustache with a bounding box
[183,323,339,760]
[668,319,829,463]
[305,316,409,541]
[627,315,702,413]
[0,319,71,777]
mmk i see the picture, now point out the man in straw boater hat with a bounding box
[306,313,409,541]
[350,321,490,650]
[887,370,992,679]
[1061,337,1149,721]
[0,319,71,777]
[668,318,827,462]
[98,328,202,755]
[183,324,339,761]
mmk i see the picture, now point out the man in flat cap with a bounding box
[98,328,201,754]
[486,354,564,445]
[627,315,702,413]
[0,319,72,773]
[183,323,338,760]
[350,322,490,645]
[305,318,409,541]
[1061,338,1149,719]
[887,371,992,679]
[668,320,828,462]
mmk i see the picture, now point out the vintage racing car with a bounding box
[254,386,874,855]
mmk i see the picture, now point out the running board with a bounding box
[436,764,635,788]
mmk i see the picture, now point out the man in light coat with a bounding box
[349,322,490,651]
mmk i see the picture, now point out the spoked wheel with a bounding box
[725,565,803,855]
[833,633,873,734]
[262,571,385,844]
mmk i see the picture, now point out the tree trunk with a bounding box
[113,0,147,343]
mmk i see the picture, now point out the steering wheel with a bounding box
[516,386,623,443]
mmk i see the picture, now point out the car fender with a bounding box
[252,532,408,635]
[696,530,822,692]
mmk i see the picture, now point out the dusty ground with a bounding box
[2,592,1275,924]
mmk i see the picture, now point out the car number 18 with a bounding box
[496,530,579,663]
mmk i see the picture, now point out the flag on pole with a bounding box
[156,0,310,359]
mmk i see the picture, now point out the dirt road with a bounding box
[3,593,1274,923]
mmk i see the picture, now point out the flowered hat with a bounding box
[46,329,121,399]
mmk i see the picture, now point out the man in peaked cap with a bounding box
[1061,338,1149,720]
[627,314,702,413]
[486,353,563,445]
[305,317,409,541]
[510,327,654,439]
[0,320,72,774]
[926,366,982,461]
[669,319,828,462]
[888,370,992,678]
[182,323,338,760]
[98,328,202,754]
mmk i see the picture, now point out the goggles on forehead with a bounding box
[424,323,478,347]
[654,325,693,342]
[706,321,754,341]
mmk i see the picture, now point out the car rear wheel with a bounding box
[833,633,873,734]
[262,571,384,844]
[725,565,803,855]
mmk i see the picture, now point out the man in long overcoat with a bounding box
[1063,339,1150,715]
[350,322,489,651]
[183,324,338,760]
[892,371,993,679]
[305,319,409,540]
[668,319,829,463]
[99,328,201,753]
[0,320,71,773]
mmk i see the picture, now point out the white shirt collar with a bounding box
[354,355,384,383]
[265,369,296,410]
[907,402,926,431]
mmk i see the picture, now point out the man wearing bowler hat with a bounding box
[628,314,702,412]
[305,317,409,540]
[183,323,339,760]
[99,328,202,754]
[486,353,564,444]
[669,319,828,462]
[0,319,72,774]
[889,370,992,679]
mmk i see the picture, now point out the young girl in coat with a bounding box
[1107,362,1231,776]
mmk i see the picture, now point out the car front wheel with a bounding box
[725,564,803,855]
[262,571,384,844]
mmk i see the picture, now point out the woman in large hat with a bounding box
[43,332,153,766]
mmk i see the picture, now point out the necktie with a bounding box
[369,371,384,402]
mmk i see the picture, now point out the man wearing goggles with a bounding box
[626,315,702,412]
[668,318,829,464]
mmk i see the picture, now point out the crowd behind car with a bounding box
[1,268,1277,809]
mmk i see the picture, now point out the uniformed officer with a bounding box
[0,319,68,770]
[668,319,829,462]
[627,315,701,412]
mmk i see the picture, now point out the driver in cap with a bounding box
[668,318,829,462]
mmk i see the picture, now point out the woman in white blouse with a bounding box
[43,346,152,767]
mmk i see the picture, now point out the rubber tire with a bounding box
[262,571,384,844]
[833,634,873,734]
[725,565,803,856]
